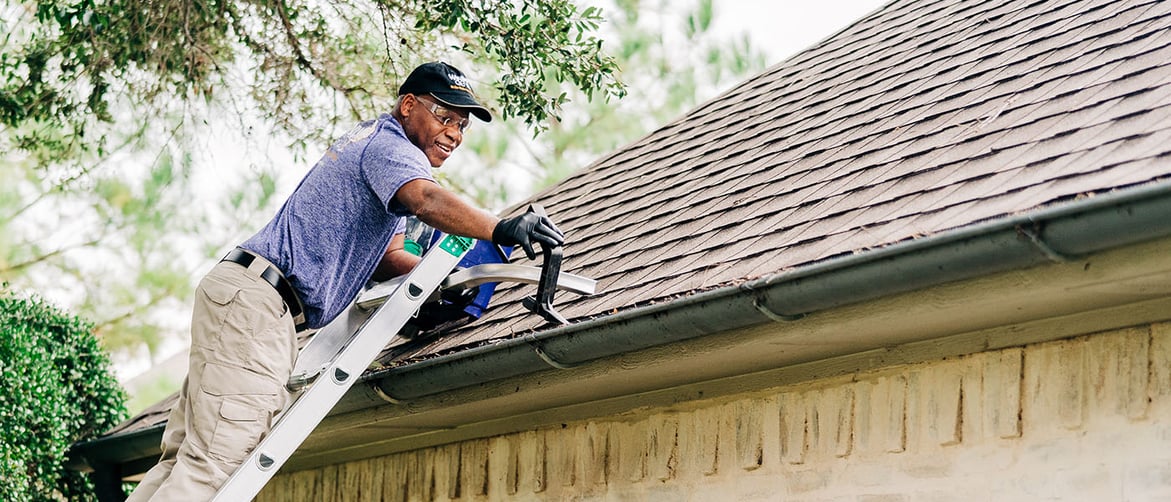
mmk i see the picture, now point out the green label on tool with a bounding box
[438,235,474,256]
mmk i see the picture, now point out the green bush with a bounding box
[0,290,128,501]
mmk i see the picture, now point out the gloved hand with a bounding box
[404,284,481,338]
[439,284,480,309]
[492,212,565,259]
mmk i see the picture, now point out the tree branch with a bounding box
[1,237,104,275]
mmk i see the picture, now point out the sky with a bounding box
[713,0,887,62]
[118,0,891,384]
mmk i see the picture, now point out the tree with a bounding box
[0,289,127,501]
[0,0,625,361]
[1,0,624,159]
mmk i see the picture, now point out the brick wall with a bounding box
[258,322,1171,501]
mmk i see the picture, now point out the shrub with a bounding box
[0,290,128,501]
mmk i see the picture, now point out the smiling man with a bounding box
[127,61,564,501]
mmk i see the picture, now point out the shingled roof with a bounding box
[81,0,1171,474]
[392,0,1171,356]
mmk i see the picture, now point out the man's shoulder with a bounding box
[364,116,429,172]
[337,119,381,146]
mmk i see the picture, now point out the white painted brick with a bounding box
[983,348,1023,440]
[265,324,1171,501]
[918,362,962,448]
[516,430,545,494]
[388,455,405,502]
[1024,339,1087,434]
[582,422,609,486]
[1087,327,1150,421]
[675,410,699,478]
[610,421,646,483]
[1152,322,1171,400]
[405,448,433,502]
[460,439,488,496]
[779,391,808,465]
[485,436,514,498]
[697,406,720,475]
[675,407,719,477]
[855,374,907,455]
[551,425,576,488]
[735,398,765,471]
[434,443,459,501]
[647,413,678,481]
[820,386,854,458]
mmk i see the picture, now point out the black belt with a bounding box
[221,248,305,328]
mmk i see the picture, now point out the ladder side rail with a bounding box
[210,234,474,501]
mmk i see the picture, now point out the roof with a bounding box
[95,0,1171,454]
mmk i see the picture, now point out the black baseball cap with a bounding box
[398,62,492,122]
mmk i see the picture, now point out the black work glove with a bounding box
[439,284,480,309]
[492,212,565,259]
[405,285,481,338]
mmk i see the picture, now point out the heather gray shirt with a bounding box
[242,114,433,329]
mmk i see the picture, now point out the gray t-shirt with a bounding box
[242,114,434,329]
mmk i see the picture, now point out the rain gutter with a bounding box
[360,181,1171,402]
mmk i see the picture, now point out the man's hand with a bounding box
[405,284,482,338]
[492,212,565,259]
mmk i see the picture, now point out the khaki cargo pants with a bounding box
[128,255,298,501]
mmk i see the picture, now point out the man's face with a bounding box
[401,94,471,167]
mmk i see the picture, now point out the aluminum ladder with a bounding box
[212,208,594,501]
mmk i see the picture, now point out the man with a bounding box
[127,61,563,500]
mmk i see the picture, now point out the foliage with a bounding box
[1,0,624,160]
[0,289,128,501]
[0,119,279,356]
[124,371,178,417]
[417,0,624,129]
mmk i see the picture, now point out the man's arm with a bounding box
[395,179,498,240]
[395,179,565,259]
[372,233,420,282]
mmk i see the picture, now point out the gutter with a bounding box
[73,180,1171,480]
